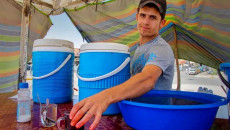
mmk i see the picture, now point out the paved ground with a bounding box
[172,71,227,97]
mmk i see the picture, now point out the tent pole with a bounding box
[173,24,181,90]
[19,0,31,83]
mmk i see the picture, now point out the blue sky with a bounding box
[44,12,87,48]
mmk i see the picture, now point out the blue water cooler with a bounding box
[32,39,74,103]
[77,43,130,115]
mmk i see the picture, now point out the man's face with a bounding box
[136,6,165,38]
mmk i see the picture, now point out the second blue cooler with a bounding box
[77,42,130,115]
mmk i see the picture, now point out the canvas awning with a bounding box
[1,0,230,92]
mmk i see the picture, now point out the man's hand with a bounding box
[69,91,111,130]
[69,65,162,130]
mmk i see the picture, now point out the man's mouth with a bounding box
[141,26,149,30]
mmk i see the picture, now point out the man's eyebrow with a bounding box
[150,14,157,17]
[139,12,145,15]
[149,14,157,19]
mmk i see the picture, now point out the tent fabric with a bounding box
[15,0,114,15]
[0,0,51,93]
[1,0,230,92]
[162,23,220,69]
[66,0,139,46]
[65,0,230,69]
[165,0,230,68]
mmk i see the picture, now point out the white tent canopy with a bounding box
[15,0,110,15]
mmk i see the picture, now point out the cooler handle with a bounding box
[76,57,130,81]
[32,54,72,79]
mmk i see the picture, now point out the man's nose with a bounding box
[143,17,149,25]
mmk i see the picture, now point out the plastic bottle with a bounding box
[17,82,31,122]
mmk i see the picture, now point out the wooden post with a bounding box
[173,24,181,91]
[19,0,31,83]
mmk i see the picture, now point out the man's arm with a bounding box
[108,64,162,103]
[70,64,162,130]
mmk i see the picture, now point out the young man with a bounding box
[70,0,174,129]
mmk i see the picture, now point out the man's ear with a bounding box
[160,19,166,29]
[136,12,139,21]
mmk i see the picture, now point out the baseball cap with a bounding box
[138,0,167,19]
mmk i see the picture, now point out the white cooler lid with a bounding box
[33,39,74,52]
[80,42,130,54]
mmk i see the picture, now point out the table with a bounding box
[0,92,229,130]
[0,92,131,130]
